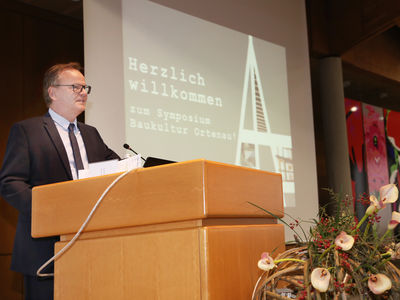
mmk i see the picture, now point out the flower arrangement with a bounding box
[252,184,400,300]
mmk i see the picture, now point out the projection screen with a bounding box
[83,0,318,236]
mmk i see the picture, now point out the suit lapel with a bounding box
[42,114,73,180]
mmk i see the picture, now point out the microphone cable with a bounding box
[36,167,136,277]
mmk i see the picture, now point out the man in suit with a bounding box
[0,62,120,300]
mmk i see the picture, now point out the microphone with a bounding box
[123,143,146,162]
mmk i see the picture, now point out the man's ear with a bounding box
[48,86,56,102]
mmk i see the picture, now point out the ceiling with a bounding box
[15,0,400,111]
[307,0,400,110]
[340,26,400,111]
[16,0,83,20]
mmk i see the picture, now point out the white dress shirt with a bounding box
[48,108,89,179]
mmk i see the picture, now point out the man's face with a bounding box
[48,69,88,121]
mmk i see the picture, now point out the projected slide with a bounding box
[122,0,294,206]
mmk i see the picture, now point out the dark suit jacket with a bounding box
[0,114,120,275]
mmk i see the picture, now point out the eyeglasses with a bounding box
[53,84,92,94]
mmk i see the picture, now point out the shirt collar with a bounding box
[48,108,78,131]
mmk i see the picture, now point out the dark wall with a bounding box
[0,3,83,299]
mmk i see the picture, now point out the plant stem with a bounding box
[319,244,335,261]
[354,210,375,234]
[376,257,391,268]
[379,229,392,243]
[274,258,305,264]
[363,222,371,240]
[370,229,392,258]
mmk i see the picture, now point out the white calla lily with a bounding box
[368,274,392,295]
[257,252,275,271]
[379,184,398,204]
[311,268,331,292]
[335,231,355,251]
[367,195,381,213]
[366,203,377,216]
[366,184,398,216]
[388,211,400,230]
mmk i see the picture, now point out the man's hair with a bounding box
[43,62,83,107]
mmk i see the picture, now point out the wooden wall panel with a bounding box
[0,9,24,167]
[0,2,83,299]
[0,255,23,300]
[0,6,24,256]
[22,16,84,119]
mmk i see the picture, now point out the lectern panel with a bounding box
[55,227,202,300]
[32,160,282,237]
[202,224,285,299]
[54,224,284,299]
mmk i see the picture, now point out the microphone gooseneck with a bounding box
[123,143,146,162]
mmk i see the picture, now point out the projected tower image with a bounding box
[235,36,295,205]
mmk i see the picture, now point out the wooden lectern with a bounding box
[32,159,285,300]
